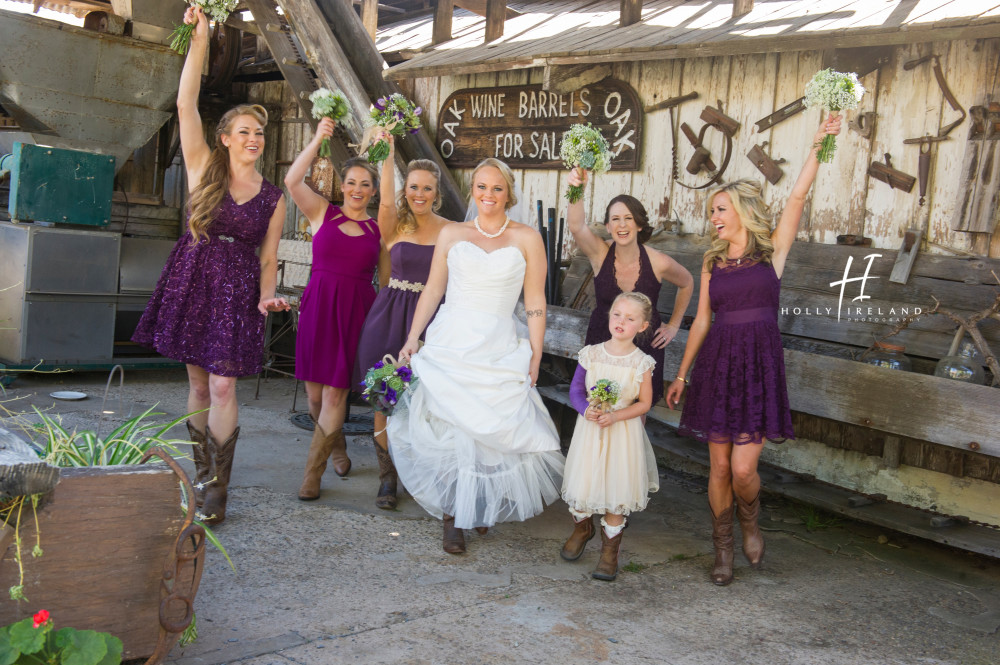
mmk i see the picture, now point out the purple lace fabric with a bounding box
[584,244,664,404]
[132,180,283,377]
[678,258,794,444]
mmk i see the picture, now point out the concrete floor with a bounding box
[3,368,999,665]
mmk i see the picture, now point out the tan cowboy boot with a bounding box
[329,429,351,477]
[736,491,765,568]
[374,442,398,510]
[442,514,466,554]
[299,423,337,501]
[591,521,627,581]
[560,514,596,561]
[711,501,736,586]
[202,426,239,526]
[186,421,213,510]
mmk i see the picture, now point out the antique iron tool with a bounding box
[868,153,916,192]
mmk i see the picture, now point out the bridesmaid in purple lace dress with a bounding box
[565,171,694,406]
[284,116,381,501]
[666,114,841,586]
[133,6,288,526]
[353,133,453,510]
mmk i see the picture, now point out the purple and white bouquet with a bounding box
[365,93,423,164]
[359,356,416,416]
[587,378,621,413]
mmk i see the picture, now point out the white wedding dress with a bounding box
[387,241,564,529]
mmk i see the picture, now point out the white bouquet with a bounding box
[804,68,866,163]
[309,88,350,158]
[170,1,241,55]
[560,124,613,203]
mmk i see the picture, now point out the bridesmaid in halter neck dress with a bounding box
[565,170,694,407]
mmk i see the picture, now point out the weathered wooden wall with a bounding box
[413,37,1000,258]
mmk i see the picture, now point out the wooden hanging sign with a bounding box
[435,78,642,170]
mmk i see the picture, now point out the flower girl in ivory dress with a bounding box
[561,292,659,581]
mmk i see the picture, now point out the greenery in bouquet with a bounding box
[309,88,350,158]
[360,359,415,416]
[804,68,865,163]
[169,1,240,55]
[365,94,423,164]
[0,610,123,665]
[560,123,613,203]
[587,379,621,412]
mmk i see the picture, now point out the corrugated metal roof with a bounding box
[381,0,1000,80]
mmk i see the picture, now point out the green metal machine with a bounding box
[6,143,115,226]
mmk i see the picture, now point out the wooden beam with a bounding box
[541,63,611,94]
[360,0,378,40]
[309,0,466,220]
[454,0,520,20]
[733,0,754,18]
[620,0,642,27]
[484,0,505,43]
[432,0,453,45]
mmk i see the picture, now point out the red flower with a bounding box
[32,609,49,628]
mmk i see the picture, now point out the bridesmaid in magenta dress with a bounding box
[565,170,694,407]
[353,133,452,510]
[133,6,288,526]
[666,114,841,586]
[284,117,381,501]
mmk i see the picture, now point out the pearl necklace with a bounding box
[473,216,510,239]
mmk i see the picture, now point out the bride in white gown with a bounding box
[390,158,564,554]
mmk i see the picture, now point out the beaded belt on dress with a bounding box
[713,307,776,325]
[387,278,425,293]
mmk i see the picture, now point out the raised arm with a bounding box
[649,250,695,348]
[565,168,610,271]
[283,117,336,232]
[397,225,456,361]
[176,7,212,184]
[665,271,712,409]
[521,227,549,387]
[377,133,399,243]
[770,113,841,277]
[257,195,291,314]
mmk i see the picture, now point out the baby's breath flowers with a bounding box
[560,124,613,203]
[804,69,865,163]
[169,1,240,55]
[309,88,350,158]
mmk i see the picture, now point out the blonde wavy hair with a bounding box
[187,104,269,246]
[702,179,775,273]
[395,159,442,236]
[470,158,518,211]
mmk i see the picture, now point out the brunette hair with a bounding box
[340,157,379,186]
[470,158,518,210]
[395,159,442,236]
[702,179,774,272]
[187,104,268,245]
[603,195,654,244]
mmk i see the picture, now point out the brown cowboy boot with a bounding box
[442,514,466,554]
[186,421,213,510]
[329,429,351,477]
[591,521,627,581]
[560,514,596,561]
[299,423,337,501]
[711,501,736,586]
[374,442,398,510]
[736,491,765,568]
[201,426,239,526]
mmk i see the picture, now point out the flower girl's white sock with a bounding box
[570,508,591,522]
[600,516,626,538]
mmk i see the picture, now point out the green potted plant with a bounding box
[0,609,122,664]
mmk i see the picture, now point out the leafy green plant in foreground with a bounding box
[0,610,122,665]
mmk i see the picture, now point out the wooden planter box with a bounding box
[0,460,205,663]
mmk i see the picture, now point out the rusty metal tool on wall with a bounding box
[868,153,916,192]
[754,96,807,133]
[645,91,699,113]
[903,54,966,139]
[747,142,785,184]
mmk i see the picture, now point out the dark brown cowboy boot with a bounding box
[591,521,627,581]
[711,501,736,586]
[202,426,239,526]
[299,423,337,501]
[374,443,398,510]
[329,429,351,477]
[736,491,765,568]
[560,514,596,561]
[442,514,466,554]
[186,421,213,510]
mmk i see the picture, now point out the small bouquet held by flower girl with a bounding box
[360,356,416,417]
[169,1,240,55]
[364,94,423,164]
[587,379,621,415]
[309,88,350,158]
[804,68,866,163]
[560,123,614,203]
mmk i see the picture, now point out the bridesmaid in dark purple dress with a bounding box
[133,6,288,526]
[353,133,453,510]
[666,114,842,586]
[565,171,694,406]
[285,116,381,501]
